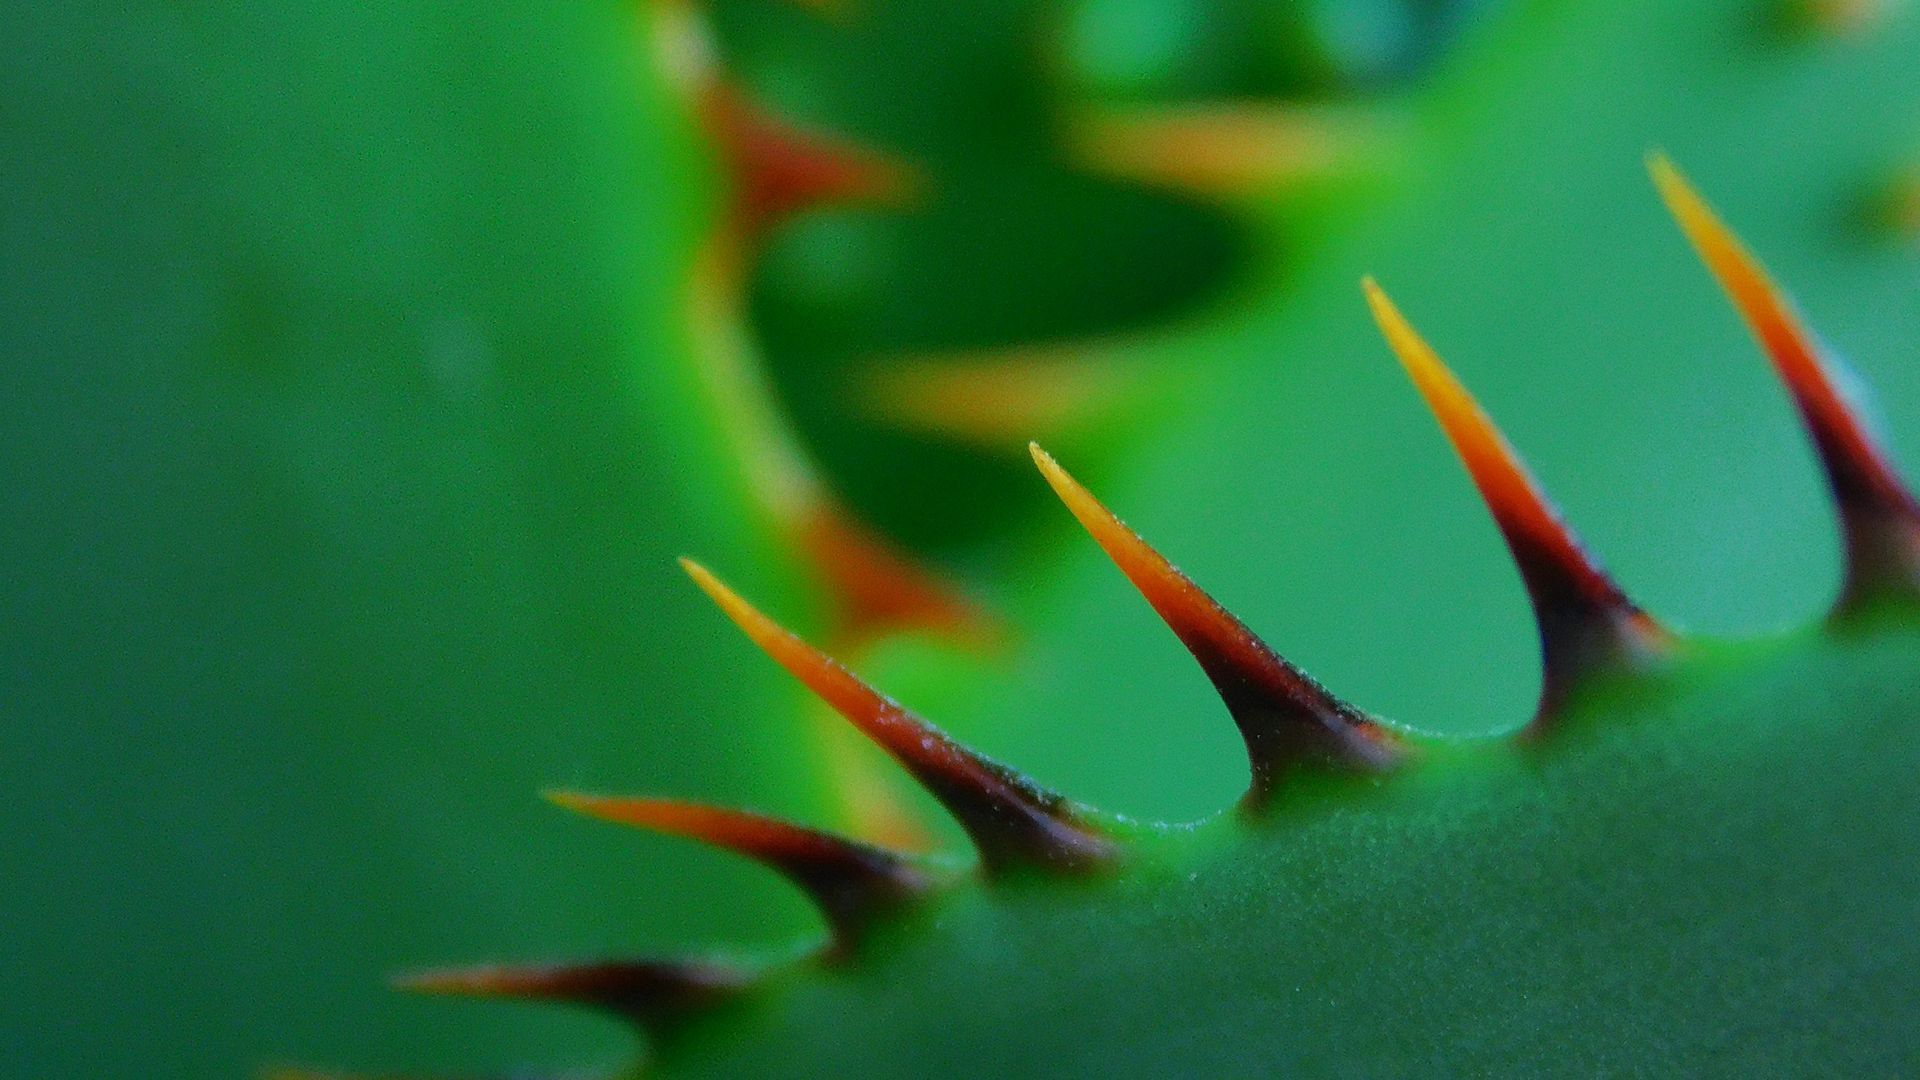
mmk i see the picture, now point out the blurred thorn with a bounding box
[1066,102,1395,198]
[683,239,997,649]
[1772,0,1896,38]
[863,345,1149,447]
[795,502,1001,648]
[701,86,923,237]
[1871,160,1920,245]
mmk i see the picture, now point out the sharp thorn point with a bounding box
[1031,446,1405,806]
[685,561,1116,874]
[1652,158,1920,611]
[546,792,932,949]
[393,960,746,1031]
[1365,281,1671,713]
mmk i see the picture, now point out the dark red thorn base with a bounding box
[394,960,747,1033]
[1652,155,1920,612]
[1030,445,1405,808]
[547,792,933,952]
[1364,281,1673,716]
[701,85,918,237]
[681,559,1118,875]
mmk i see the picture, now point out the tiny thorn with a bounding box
[545,792,933,951]
[1363,280,1671,713]
[681,559,1117,874]
[1030,444,1404,807]
[702,87,921,236]
[394,960,746,1031]
[1651,155,1920,611]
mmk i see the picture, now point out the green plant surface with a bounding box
[519,0,1920,1072]
[0,4,837,1077]
[655,613,1920,1076]
[8,0,1919,1076]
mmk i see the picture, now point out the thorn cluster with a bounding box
[387,161,1920,1068]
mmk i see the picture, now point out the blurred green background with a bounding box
[2,0,1914,1076]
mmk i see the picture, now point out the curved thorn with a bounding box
[680,559,1117,874]
[393,960,746,1032]
[545,792,933,952]
[1029,444,1403,808]
[1363,280,1671,713]
[1651,155,1920,611]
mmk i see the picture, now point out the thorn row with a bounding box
[545,792,933,953]
[1029,444,1405,808]
[681,559,1119,875]
[1651,155,1920,612]
[391,156,1920,1059]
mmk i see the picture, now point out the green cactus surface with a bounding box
[5,0,1918,1076]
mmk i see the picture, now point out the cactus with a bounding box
[7,0,1919,1076]
[386,158,1920,1075]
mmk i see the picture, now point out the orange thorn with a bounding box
[1652,155,1920,610]
[1068,102,1389,198]
[702,86,920,236]
[864,346,1146,446]
[681,558,1116,874]
[1029,444,1403,808]
[545,792,932,951]
[1364,280,1671,710]
[394,960,745,1031]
